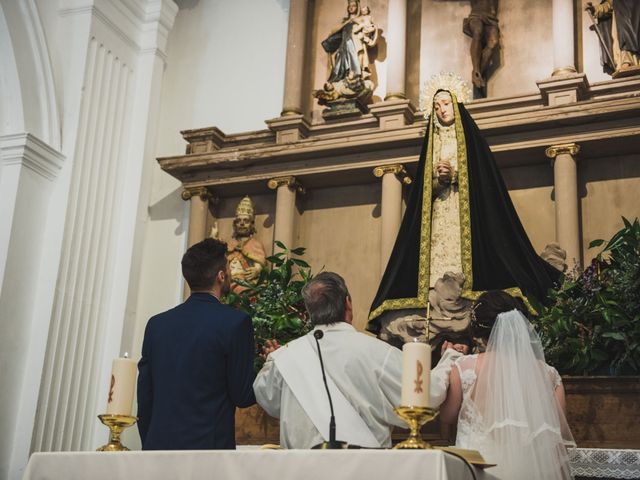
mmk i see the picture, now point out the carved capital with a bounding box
[267,175,305,194]
[373,164,412,185]
[181,186,212,201]
[545,143,581,159]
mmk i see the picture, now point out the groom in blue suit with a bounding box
[137,238,256,449]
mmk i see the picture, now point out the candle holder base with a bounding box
[393,406,438,449]
[97,414,137,451]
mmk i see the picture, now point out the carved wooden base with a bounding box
[564,375,640,448]
[321,97,368,120]
[612,65,640,79]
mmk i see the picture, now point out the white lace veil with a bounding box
[472,309,575,480]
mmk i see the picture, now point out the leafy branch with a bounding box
[224,241,314,371]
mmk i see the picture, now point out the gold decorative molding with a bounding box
[267,175,305,194]
[373,164,412,185]
[545,143,581,159]
[181,186,212,201]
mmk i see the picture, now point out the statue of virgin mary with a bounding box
[367,73,560,339]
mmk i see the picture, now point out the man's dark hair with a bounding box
[181,238,227,290]
[301,272,350,326]
[472,290,530,342]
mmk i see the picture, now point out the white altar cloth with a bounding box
[23,449,498,480]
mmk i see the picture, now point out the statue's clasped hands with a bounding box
[437,160,453,184]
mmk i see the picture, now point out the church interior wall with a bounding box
[0,3,68,478]
[1,0,637,471]
[296,183,383,331]
[580,154,640,264]
[127,0,291,425]
[307,0,613,116]
[0,160,55,480]
[419,0,556,99]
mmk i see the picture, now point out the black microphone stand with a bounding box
[311,329,348,449]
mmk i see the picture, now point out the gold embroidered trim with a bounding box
[453,96,474,298]
[368,114,435,321]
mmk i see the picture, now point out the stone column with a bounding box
[181,187,211,298]
[373,164,411,271]
[182,187,211,248]
[551,0,577,76]
[268,176,304,253]
[545,144,581,267]
[385,0,408,100]
[281,0,309,116]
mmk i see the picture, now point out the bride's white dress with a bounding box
[453,311,575,480]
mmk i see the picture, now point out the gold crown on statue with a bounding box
[419,72,471,120]
[236,196,255,218]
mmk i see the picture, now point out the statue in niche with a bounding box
[314,0,378,117]
[458,0,500,93]
[586,0,640,77]
[211,196,267,294]
[367,73,561,347]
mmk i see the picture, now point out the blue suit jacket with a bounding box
[137,293,256,450]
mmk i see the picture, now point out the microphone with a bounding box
[311,329,348,449]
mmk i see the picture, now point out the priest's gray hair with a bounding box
[302,272,350,325]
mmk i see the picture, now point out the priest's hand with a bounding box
[260,339,281,360]
[437,160,452,184]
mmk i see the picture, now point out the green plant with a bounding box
[537,217,640,375]
[224,241,313,371]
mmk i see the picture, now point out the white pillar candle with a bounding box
[106,356,137,416]
[401,341,431,407]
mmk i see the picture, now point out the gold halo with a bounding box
[419,72,471,119]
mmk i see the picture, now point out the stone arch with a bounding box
[0,1,59,148]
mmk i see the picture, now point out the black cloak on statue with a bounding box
[367,95,560,335]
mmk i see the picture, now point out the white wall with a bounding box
[0,2,65,478]
[121,0,289,449]
[0,1,178,479]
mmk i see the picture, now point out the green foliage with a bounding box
[537,217,640,375]
[224,241,313,371]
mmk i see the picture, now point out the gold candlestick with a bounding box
[393,406,438,449]
[97,414,137,451]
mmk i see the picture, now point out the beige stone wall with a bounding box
[421,0,555,99]
[580,155,640,263]
[296,183,382,331]
[502,164,556,254]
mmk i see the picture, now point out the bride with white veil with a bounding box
[440,291,575,480]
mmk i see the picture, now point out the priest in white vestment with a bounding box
[253,272,462,449]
